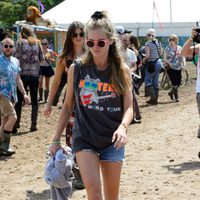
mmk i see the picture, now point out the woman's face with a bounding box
[86,28,112,58]
[72,28,85,46]
[146,32,155,41]
[41,39,49,49]
[168,37,177,45]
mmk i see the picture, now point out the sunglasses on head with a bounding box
[73,32,84,38]
[4,44,14,49]
[42,43,48,45]
[86,40,109,48]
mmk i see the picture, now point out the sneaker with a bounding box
[133,117,142,124]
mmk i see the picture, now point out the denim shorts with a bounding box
[81,144,125,162]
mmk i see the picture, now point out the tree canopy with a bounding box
[0,0,64,27]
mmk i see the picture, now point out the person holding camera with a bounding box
[164,34,186,102]
[181,27,200,138]
[143,28,163,105]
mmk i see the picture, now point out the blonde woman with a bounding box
[164,34,186,102]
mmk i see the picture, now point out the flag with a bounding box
[153,0,164,31]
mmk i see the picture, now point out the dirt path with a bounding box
[1,64,200,200]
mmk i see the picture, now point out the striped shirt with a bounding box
[145,40,161,61]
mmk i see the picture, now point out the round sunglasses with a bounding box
[4,44,14,49]
[73,32,84,38]
[86,39,109,48]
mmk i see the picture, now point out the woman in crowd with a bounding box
[181,28,200,138]
[44,21,85,116]
[164,34,186,102]
[38,38,55,103]
[44,21,85,190]
[14,26,44,132]
[49,11,133,200]
[143,28,163,105]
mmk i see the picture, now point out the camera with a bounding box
[194,22,200,43]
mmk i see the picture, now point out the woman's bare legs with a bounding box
[76,151,102,200]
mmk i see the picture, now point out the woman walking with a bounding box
[163,34,186,102]
[49,11,133,200]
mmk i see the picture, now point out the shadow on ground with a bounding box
[162,161,200,174]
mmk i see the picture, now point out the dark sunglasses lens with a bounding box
[42,43,47,45]
[98,41,105,47]
[73,33,78,37]
[79,32,84,37]
[86,41,94,47]
[4,45,13,48]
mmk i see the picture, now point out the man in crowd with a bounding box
[0,38,30,156]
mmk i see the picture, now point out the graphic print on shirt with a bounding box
[79,75,117,106]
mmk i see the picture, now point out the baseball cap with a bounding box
[116,26,125,35]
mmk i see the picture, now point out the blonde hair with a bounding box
[168,34,178,44]
[20,26,39,45]
[82,11,131,94]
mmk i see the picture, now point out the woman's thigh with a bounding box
[101,161,122,200]
[76,151,102,200]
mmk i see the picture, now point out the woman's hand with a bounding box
[49,143,62,156]
[112,124,128,150]
[44,103,52,117]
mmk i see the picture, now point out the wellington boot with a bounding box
[72,165,85,190]
[145,86,157,105]
[0,134,15,156]
[38,88,43,102]
[44,90,49,103]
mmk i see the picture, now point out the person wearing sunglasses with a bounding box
[44,21,85,112]
[181,27,200,139]
[164,34,186,102]
[44,21,85,190]
[143,28,163,105]
[38,38,55,103]
[13,26,44,133]
[49,11,133,200]
[0,38,30,156]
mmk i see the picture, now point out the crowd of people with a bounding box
[0,10,199,200]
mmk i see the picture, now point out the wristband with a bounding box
[120,123,128,131]
[52,140,61,144]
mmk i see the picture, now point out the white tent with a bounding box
[43,0,200,25]
[42,0,200,37]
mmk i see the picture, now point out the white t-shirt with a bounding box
[122,48,137,67]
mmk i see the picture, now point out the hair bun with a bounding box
[91,11,104,20]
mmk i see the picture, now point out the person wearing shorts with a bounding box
[0,38,29,156]
[49,11,133,200]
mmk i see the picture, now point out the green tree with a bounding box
[0,0,64,27]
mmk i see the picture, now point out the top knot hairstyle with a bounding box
[91,11,104,20]
[82,11,131,95]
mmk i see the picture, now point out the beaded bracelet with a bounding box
[52,140,61,144]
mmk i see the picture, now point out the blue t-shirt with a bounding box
[0,54,21,102]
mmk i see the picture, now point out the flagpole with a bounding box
[170,0,172,24]
[152,0,155,28]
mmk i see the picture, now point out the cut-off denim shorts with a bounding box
[81,143,125,162]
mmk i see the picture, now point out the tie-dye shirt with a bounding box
[0,54,21,102]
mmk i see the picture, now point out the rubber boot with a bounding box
[168,87,174,100]
[44,90,49,103]
[0,133,15,156]
[174,86,179,102]
[145,86,157,105]
[13,103,22,134]
[155,88,159,103]
[30,105,38,132]
[38,88,43,102]
[72,165,85,189]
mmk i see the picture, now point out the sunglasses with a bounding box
[169,38,176,41]
[4,44,14,49]
[73,32,84,38]
[147,34,155,37]
[42,43,48,45]
[86,39,109,48]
